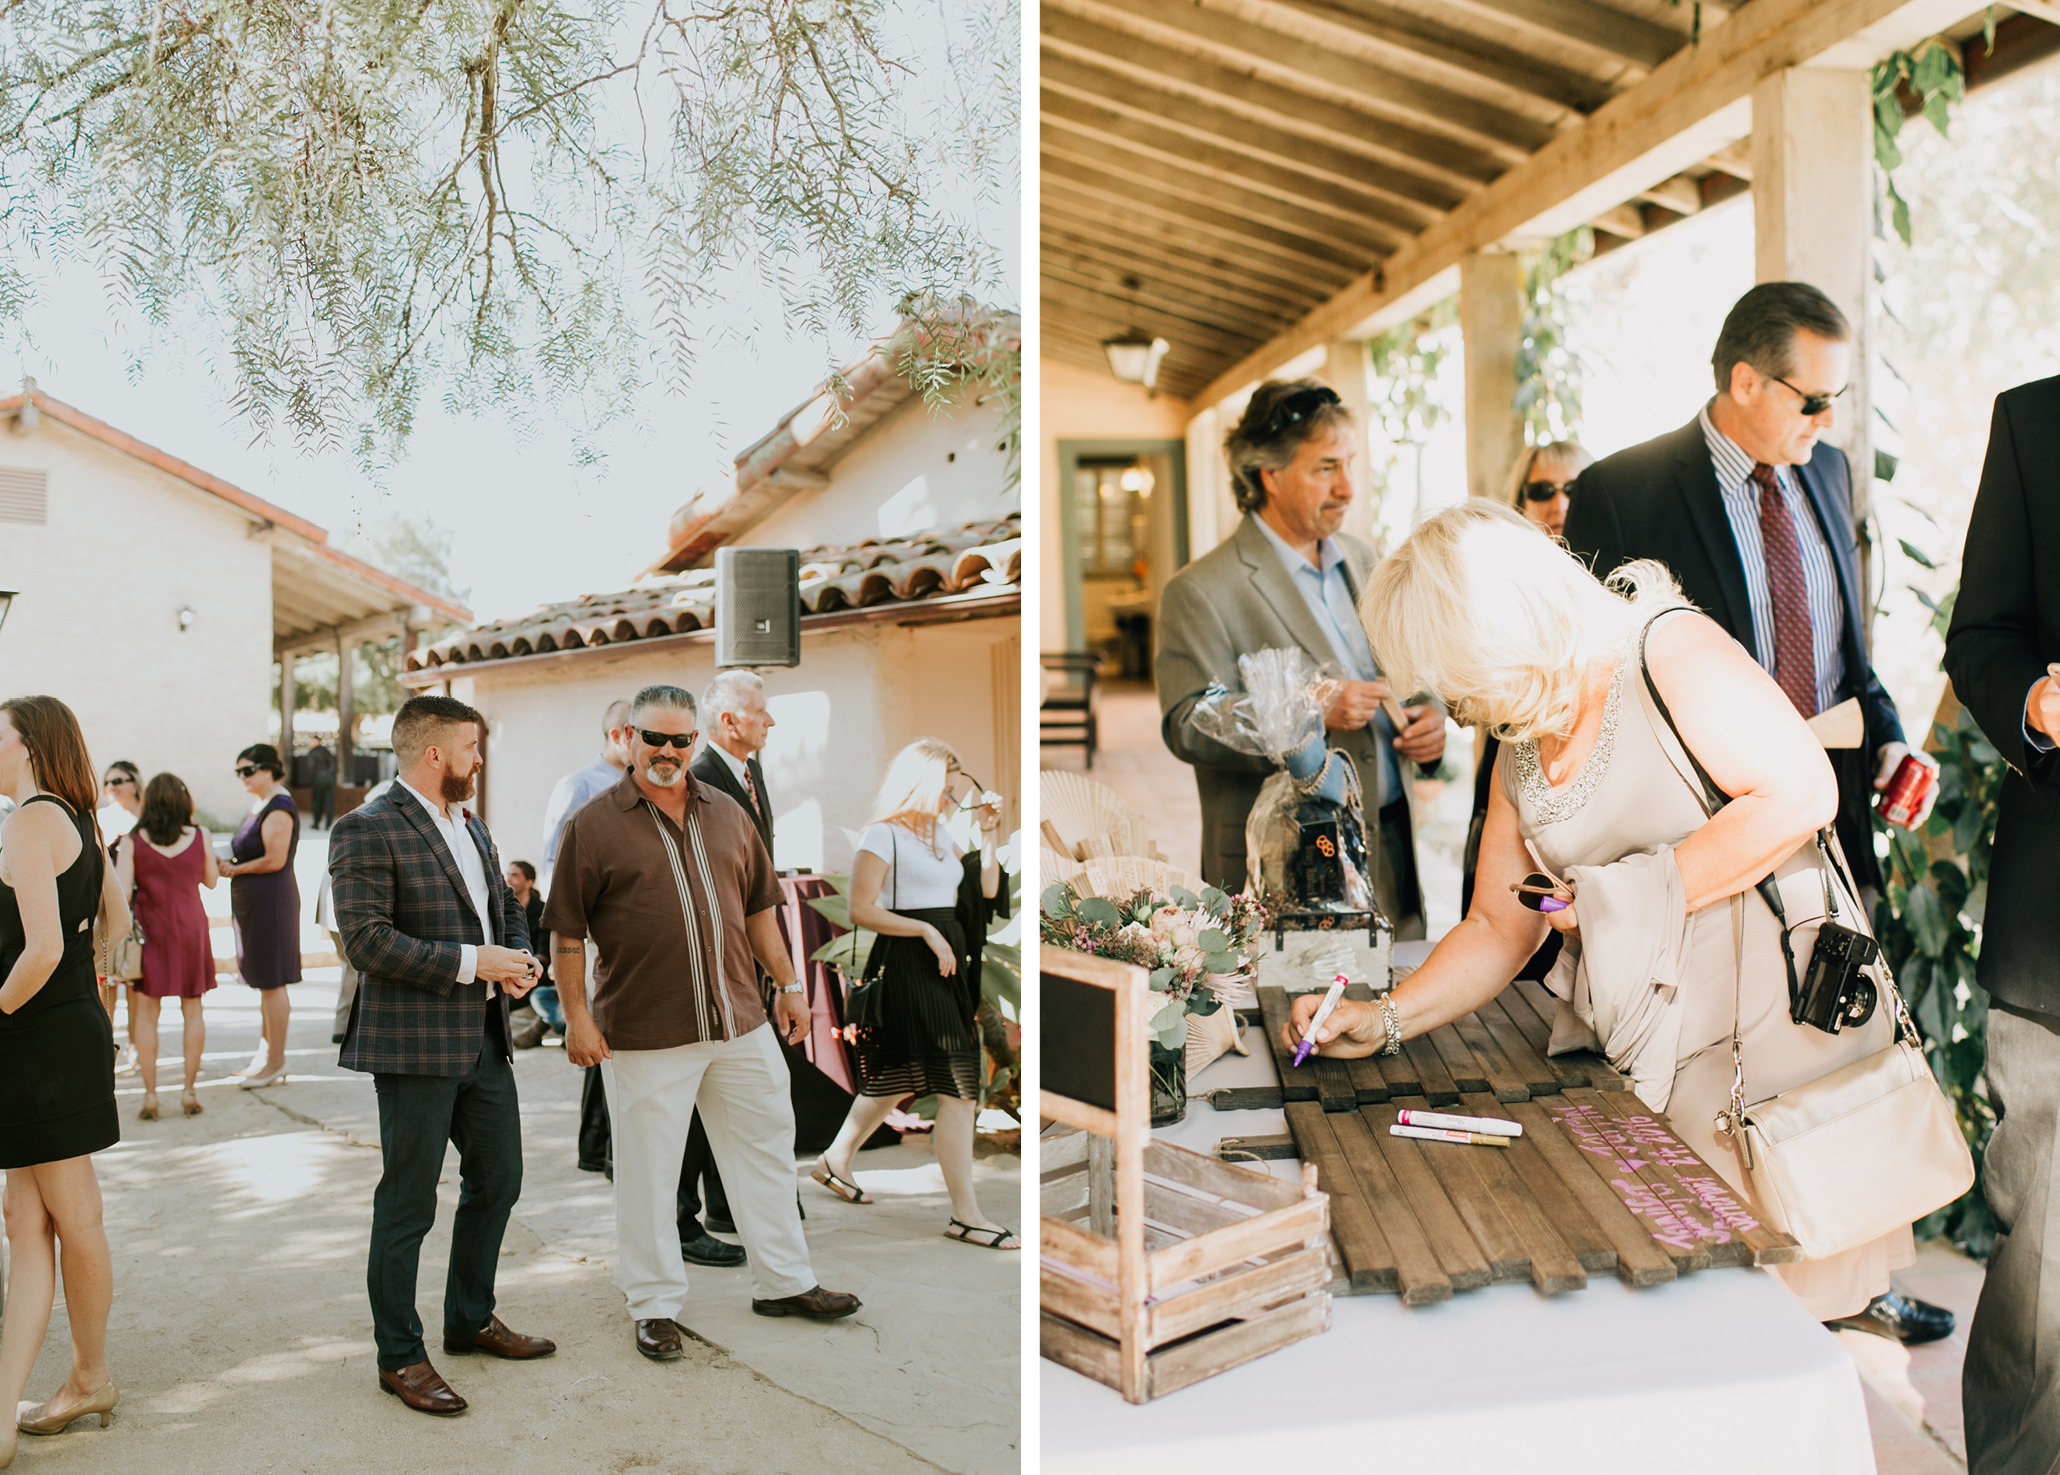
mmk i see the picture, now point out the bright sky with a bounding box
[3,2,1020,626]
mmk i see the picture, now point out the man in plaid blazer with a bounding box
[331,694,555,1416]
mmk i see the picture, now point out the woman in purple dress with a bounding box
[113,773,219,1120]
[219,744,299,1088]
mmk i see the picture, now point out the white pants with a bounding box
[602,1023,815,1318]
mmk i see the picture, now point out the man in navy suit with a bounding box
[1563,280,1947,1345]
[331,695,554,1415]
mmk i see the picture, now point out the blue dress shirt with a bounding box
[1251,514,1404,807]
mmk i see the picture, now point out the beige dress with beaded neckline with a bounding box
[1499,607,1911,1320]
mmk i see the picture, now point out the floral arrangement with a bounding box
[1040,882,1269,1048]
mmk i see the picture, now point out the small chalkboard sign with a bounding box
[1043,972,1117,1112]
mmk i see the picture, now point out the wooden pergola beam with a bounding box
[1040,15,1511,183]
[1044,260,1293,342]
[1238,0,1620,113]
[1192,0,1954,409]
[1041,280,1271,356]
[1253,0,1623,113]
[1041,62,1465,213]
[1050,0,1557,153]
[1435,0,1694,70]
[1041,200,1349,293]
[1041,184,1364,292]
[1042,130,1407,253]
[1041,155,1386,271]
[1040,92,1441,234]
[1042,225,1327,316]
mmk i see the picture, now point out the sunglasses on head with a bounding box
[1768,374,1849,417]
[637,728,696,750]
[1522,480,1573,503]
[1259,385,1341,440]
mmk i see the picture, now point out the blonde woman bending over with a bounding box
[813,739,1016,1250]
[1285,500,1910,1320]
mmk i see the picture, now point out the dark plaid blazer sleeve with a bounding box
[330,805,461,995]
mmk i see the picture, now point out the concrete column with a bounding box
[1752,68,1875,604]
[335,631,355,785]
[1184,406,1224,557]
[1459,252,1527,504]
[1326,338,1382,548]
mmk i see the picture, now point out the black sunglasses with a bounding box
[1768,375,1849,417]
[1522,480,1574,503]
[637,728,696,750]
[104,776,133,787]
[1259,385,1341,440]
[1509,871,1572,912]
[234,765,260,778]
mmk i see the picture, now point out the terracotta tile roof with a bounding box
[408,514,1019,672]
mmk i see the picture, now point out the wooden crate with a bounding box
[1040,944,1333,1402]
[1041,1129,1332,1401]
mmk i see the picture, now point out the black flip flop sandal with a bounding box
[811,1159,873,1204]
[943,1219,1021,1250]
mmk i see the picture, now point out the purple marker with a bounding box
[1291,974,1350,1067]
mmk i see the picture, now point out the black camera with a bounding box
[1791,919,1880,1034]
[1285,799,1371,912]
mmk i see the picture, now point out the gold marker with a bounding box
[1390,1124,1510,1149]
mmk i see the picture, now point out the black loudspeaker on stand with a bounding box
[715,547,801,668]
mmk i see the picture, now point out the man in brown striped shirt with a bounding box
[544,683,860,1361]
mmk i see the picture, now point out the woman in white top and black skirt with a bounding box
[811,739,1018,1250]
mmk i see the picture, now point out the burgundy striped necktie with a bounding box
[1752,463,1818,719]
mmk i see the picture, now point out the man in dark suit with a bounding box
[1564,281,1949,1346]
[1945,374,2060,1475]
[1565,282,1936,905]
[330,694,555,1416]
[1157,379,1446,937]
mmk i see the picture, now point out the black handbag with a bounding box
[843,829,895,1042]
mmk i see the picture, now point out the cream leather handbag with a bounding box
[1639,616,1972,1261]
[1714,895,1973,1260]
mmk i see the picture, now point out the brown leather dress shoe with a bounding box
[442,1314,557,1359]
[751,1285,861,1321]
[635,1318,684,1361]
[378,1361,467,1416]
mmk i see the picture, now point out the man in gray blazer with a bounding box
[1157,378,1445,937]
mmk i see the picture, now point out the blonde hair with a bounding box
[1360,501,1687,742]
[870,737,960,828]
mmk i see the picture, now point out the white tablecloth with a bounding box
[1042,944,1877,1475]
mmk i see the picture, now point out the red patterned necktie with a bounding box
[1752,463,1818,719]
[743,762,761,816]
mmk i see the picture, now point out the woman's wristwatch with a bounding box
[778,982,806,995]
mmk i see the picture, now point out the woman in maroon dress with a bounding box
[219,744,299,1089]
[113,773,219,1121]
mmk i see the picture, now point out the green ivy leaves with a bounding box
[1872,39,1973,246]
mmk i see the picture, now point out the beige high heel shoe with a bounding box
[182,1088,203,1116]
[137,1092,159,1121]
[17,1381,118,1434]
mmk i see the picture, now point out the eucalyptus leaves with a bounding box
[1040,883,1267,1049]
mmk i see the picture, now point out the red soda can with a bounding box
[1879,752,1937,828]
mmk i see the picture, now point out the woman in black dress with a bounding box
[218,743,300,1088]
[0,696,130,1457]
[812,739,1015,1250]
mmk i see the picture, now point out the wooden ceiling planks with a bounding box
[1040,0,1700,400]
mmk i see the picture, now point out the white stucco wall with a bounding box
[1038,358,1191,651]
[453,615,1018,883]
[747,384,1015,553]
[0,416,273,825]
